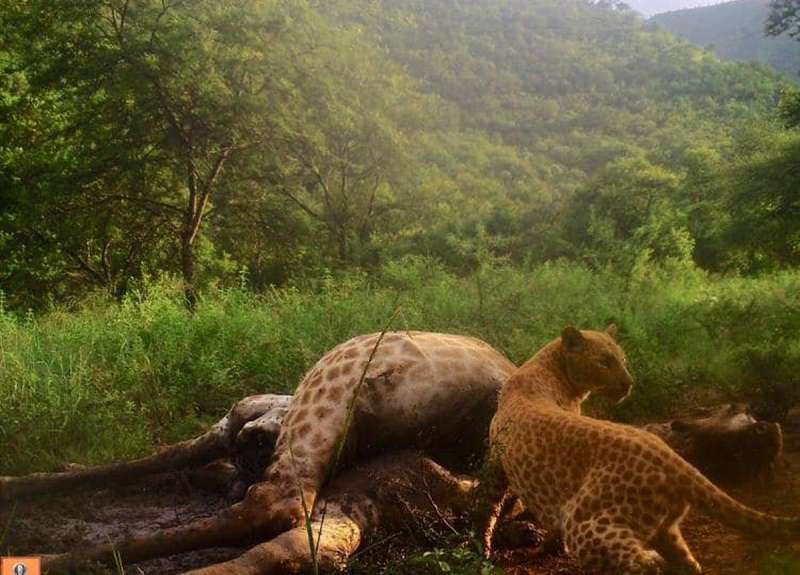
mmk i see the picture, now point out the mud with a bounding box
[1,472,241,574]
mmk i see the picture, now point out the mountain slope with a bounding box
[361,0,792,265]
[626,0,724,17]
[375,0,787,185]
[2,0,796,303]
[652,0,800,79]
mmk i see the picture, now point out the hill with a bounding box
[1,0,797,306]
[626,0,724,17]
[652,0,800,79]
[367,0,792,268]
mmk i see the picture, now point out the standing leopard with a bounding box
[487,325,800,574]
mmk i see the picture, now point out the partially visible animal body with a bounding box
[4,328,793,574]
[258,331,516,534]
[487,326,800,575]
[644,403,784,484]
[183,451,477,575]
[3,331,517,571]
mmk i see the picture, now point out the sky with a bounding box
[625,0,729,17]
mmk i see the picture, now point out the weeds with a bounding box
[2,261,800,474]
[395,543,503,575]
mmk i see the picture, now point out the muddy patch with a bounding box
[3,442,800,574]
[1,473,242,574]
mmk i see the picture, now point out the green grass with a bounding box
[1,258,799,474]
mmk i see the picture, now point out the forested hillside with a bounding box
[653,0,800,79]
[1,0,797,309]
[626,0,722,16]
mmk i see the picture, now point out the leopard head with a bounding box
[560,324,634,403]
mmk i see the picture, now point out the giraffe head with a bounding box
[560,324,633,403]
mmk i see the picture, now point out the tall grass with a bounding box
[1,259,799,474]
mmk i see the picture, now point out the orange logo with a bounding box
[1,558,41,575]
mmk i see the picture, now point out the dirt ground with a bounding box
[3,430,800,574]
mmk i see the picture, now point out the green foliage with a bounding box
[769,0,800,38]
[389,544,502,575]
[722,129,800,270]
[1,0,798,306]
[2,262,800,474]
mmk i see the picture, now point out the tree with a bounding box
[265,35,426,265]
[768,1,800,128]
[3,0,315,306]
[723,130,800,270]
[768,0,800,38]
[564,153,694,271]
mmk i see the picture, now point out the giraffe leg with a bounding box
[0,394,291,502]
[186,452,476,574]
[183,506,365,575]
[470,448,510,557]
[42,478,306,571]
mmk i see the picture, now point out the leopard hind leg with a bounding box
[564,513,666,575]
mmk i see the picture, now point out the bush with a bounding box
[2,262,799,473]
[380,544,502,575]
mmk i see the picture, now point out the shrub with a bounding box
[2,262,799,473]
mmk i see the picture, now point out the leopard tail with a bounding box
[679,458,800,538]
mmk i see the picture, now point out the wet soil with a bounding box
[0,471,242,574]
[3,435,800,574]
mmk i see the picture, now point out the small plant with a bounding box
[394,543,504,575]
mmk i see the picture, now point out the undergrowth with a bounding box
[1,258,799,474]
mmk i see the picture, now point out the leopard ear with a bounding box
[562,325,585,351]
[606,323,618,339]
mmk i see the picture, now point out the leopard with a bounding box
[487,325,800,574]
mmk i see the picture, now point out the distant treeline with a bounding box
[1,0,799,308]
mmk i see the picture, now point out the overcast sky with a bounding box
[625,0,729,17]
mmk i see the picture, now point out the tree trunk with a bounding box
[181,231,197,310]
